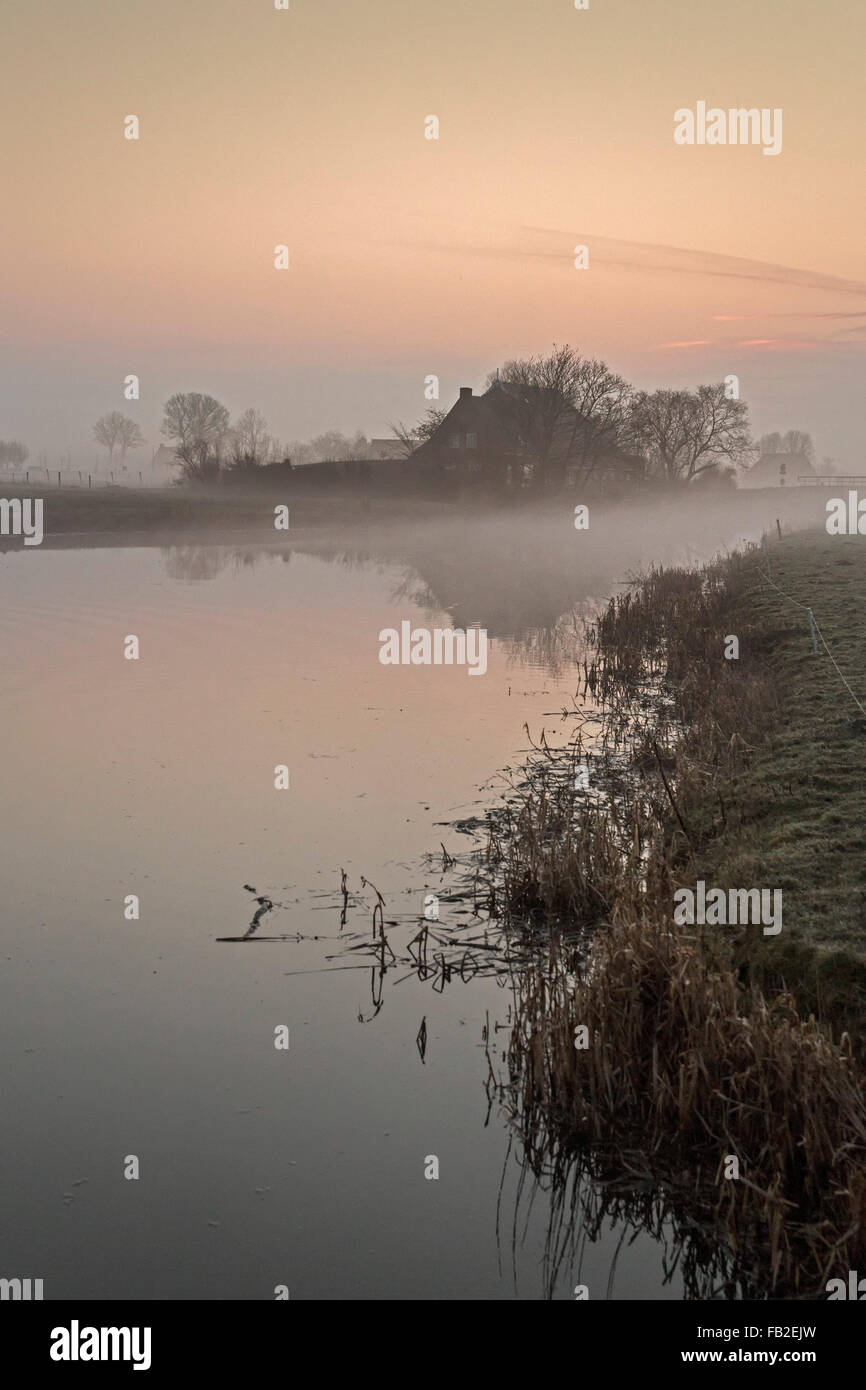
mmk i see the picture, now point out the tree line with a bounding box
[396,346,819,489]
[0,345,821,488]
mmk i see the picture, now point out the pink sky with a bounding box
[1,0,863,465]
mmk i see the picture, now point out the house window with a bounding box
[449,434,460,449]
[465,432,478,449]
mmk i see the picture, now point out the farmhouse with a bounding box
[739,451,818,488]
[411,384,643,491]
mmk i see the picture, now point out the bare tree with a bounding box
[757,431,784,456]
[758,429,816,464]
[161,393,231,482]
[116,417,145,469]
[552,357,632,486]
[487,346,632,488]
[284,439,314,467]
[780,429,816,464]
[628,383,751,483]
[229,408,272,469]
[487,346,581,488]
[93,413,144,470]
[308,429,369,462]
[391,408,447,458]
[94,412,128,469]
[0,440,29,472]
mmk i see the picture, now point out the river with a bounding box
[0,490,823,1299]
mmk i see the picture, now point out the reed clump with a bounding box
[506,916,866,1294]
[490,533,866,1296]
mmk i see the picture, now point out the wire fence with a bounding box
[0,469,163,489]
[760,528,866,719]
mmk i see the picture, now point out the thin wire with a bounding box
[759,555,866,718]
[814,620,866,719]
[760,560,810,610]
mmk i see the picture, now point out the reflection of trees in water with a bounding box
[160,545,290,581]
[500,607,595,678]
[159,494,780,666]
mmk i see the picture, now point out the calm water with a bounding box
[3,501,800,1299]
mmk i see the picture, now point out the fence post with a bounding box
[57,471,61,486]
[807,608,819,655]
[88,474,92,488]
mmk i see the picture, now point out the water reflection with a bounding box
[2,503,797,1300]
[160,488,776,671]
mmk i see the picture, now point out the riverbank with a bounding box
[0,477,840,551]
[0,481,456,543]
[490,527,866,1297]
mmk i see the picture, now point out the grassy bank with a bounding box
[489,528,866,1296]
[677,532,866,1038]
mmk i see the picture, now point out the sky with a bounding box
[1,0,864,466]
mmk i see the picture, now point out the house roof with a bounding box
[744,451,815,484]
[368,438,406,459]
[412,385,588,462]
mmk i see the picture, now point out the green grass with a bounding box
[683,531,866,1042]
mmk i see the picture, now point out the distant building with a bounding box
[739,452,817,488]
[368,438,406,461]
[411,384,643,490]
[150,445,179,478]
[411,386,516,478]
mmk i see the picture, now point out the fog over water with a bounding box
[0,489,828,1298]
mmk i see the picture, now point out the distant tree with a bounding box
[279,429,370,466]
[349,430,369,460]
[549,356,632,486]
[391,408,448,458]
[758,429,816,464]
[757,431,784,456]
[284,439,314,466]
[0,440,29,471]
[229,408,272,469]
[486,346,581,488]
[161,393,230,482]
[116,417,145,469]
[780,429,816,464]
[486,346,632,489]
[628,384,751,483]
[308,429,368,462]
[94,412,129,468]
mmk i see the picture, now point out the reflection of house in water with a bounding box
[739,452,817,488]
[410,385,644,491]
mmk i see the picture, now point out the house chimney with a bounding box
[459,387,472,400]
